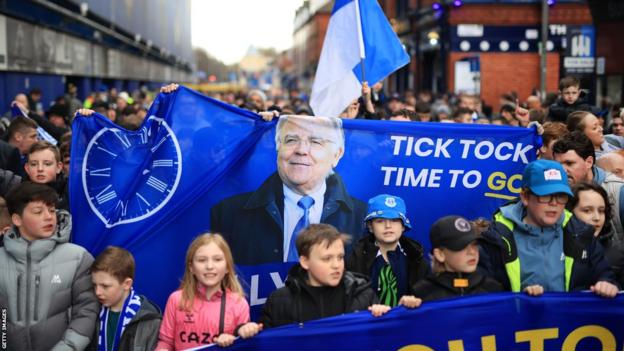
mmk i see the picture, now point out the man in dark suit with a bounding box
[211,115,366,265]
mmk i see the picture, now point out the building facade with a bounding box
[291,0,622,112]
[391,0,622,111]
[0,0,194,110]
[292,0,332,94]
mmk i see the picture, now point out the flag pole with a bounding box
[355,0,366,85]
[360,58,366,84]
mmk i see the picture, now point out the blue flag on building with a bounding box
[310,0,410,117]
[71,86,539,311]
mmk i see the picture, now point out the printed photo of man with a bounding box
[211,115,366,265]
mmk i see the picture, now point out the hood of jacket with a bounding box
[482,202,594,246]
[3,209,72,263]
[129,295,162,325]
[498,201,528,228]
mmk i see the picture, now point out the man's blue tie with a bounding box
[287,196,315,262]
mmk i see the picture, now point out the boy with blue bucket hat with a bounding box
[347,194,429,307]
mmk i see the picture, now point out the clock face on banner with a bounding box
[82,116,182,228]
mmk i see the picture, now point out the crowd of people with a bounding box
[0,75,623,350]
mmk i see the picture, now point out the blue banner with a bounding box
[202,293,624,351]
[564,25,596,75]
[70,86,539,311]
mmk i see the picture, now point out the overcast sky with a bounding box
[191,0,304,65]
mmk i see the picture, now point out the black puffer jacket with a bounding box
[260,264,377,328]
[88,295,162,351]
[47,175,70,211]
[0,139,21,176]
[597,232,624,288]
[547,91,600,123]
[412,271,503,302]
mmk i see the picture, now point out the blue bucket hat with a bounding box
[522,159,573,197]
[364,194,411,229]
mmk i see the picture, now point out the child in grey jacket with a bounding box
[0,181,99,350]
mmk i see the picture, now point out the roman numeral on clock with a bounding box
[89,168,111,177]
[95,185,117,204]
[146,176,168,192]
[152,159,173,167]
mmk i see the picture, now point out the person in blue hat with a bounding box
[479,159,619,297]
[346,194,429,307]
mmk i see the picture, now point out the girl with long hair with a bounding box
[156,233,261,349]
[567,183,624,287]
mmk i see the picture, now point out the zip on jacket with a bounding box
[26,241,32,351]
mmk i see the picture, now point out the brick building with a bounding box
[388,0,622,111]
[292,0,332,93]
[445,2,592,112]
[290,0,622,112]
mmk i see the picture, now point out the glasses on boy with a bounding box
[531,192,569,205]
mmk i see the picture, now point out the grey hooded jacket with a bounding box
[0,210,99,350]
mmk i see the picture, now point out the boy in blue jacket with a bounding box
[478,159,619,297]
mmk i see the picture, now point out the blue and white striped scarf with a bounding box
[97,288,142,351]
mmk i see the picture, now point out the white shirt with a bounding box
[283,183,326,261]
[375,241,405,260]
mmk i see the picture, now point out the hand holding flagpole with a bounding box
[361,82,375,114]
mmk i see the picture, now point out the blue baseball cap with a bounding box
[364,194,411,229]
[522,159,573,197]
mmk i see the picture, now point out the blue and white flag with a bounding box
[11,104,58,145]
[310,0,410,117]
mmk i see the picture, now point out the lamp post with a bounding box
[540,0,549,102]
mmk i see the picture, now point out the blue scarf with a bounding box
[98,288,142,351]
